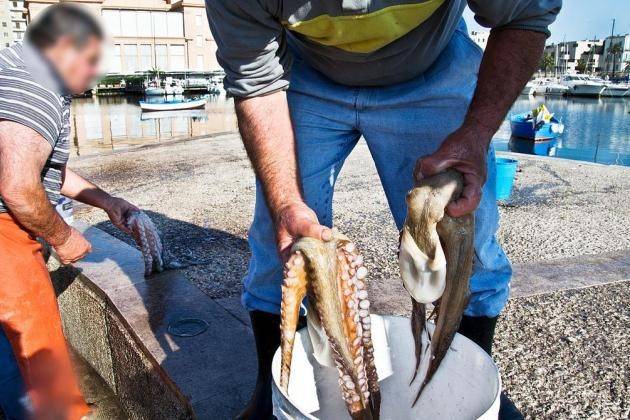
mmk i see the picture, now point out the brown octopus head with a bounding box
[399,169,475,405]
[280,229,380,420]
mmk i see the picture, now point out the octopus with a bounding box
[126,211,183,276]
[280,229,381,419]
[398,169,475,405]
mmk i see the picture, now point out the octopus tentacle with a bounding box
[399,170,474,405]
[413,214,473,403]
[280,230,380,419]
[409,299,426,384]
[280,252,308,392]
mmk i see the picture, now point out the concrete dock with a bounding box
[68,133,629,419]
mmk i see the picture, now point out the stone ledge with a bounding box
[49,223,256,419]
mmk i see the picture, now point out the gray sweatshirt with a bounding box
[205,0,561,97]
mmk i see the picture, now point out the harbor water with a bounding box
[70,94,628,167]
[494,96,629,166]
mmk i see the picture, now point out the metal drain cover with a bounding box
[168,318,209,337]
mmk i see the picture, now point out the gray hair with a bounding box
[26,3,103,49]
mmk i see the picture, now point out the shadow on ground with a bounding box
[95,210,251,299]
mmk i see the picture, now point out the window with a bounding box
[108,44,122,73]
[137,11,152,37]
[123,44,138,73]
[139,44,152,70]
[196,35,202,47]
[155,44,167,70]
[196,55,204,70]
[195,14,203,26]
[152,12,167,37]
[169,45,185,70]
[167,12,183,37]
[121,11,138,37]
[2,22,6,27]
[102,10,121,37]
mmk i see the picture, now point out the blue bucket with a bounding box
[495,158,518,201]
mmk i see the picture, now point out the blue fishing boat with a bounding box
[510,105,564,141]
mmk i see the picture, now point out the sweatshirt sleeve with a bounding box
[467,0,562,38]
[205,0,291,97]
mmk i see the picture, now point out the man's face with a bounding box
[52,36,102,94]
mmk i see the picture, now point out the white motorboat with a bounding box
[145,86,166,96]
[539,81,570,96]
[560,74,605,97]
[521,80,536,95]
[139,97,207,112]
[601,83,629,97]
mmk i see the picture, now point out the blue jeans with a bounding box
[242,22,512,318]
[0,328,28,419]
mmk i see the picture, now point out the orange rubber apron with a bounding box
[0,213,89,420]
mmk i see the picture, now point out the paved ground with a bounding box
[69,133,630,418]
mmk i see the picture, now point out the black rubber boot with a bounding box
[236,311,306,420]
[457,315,524,420]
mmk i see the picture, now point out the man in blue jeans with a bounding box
[205,1,561,418]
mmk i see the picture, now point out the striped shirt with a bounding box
[0,42,72,213]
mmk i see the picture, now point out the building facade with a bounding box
[1,0,27,48]
[601,34,629,77]
[543,39,604,75]
[25,0,219,73]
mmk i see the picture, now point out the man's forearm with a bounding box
[2,181,71,246]
[464,29,546,143]
[235,91,303,220]
[61,167,113,210]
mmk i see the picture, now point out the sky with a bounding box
[463,0,630,44]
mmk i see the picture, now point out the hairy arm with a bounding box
[0,121,71,246]
[419,29,546,216]
[235,91,302,220]
[61,167,138,233]
[465,29,546,139]
[235,91,331,256]
[62,167,116,209]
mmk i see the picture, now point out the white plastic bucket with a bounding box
[272,315,501,420]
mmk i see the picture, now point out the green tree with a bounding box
[539,52,555,76]
[576,58,587,74]
[148,66,162,82]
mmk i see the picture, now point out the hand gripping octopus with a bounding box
[399,169,475,405]
[280,229,381,419]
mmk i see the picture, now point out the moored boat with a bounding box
[539,81,569,96]
[560,74,605,97]
[601,83,629,97]
[139,97,207,112]
[510,105,564,141]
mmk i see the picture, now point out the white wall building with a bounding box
[544,39,604,74]
[1,0,27,48]
[469,30,489,50]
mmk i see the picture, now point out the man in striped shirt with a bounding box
[0,5,140,419]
